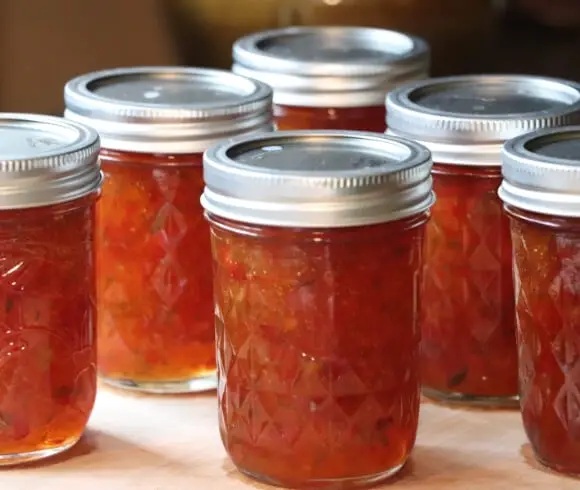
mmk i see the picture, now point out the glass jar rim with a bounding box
[201,130,435,228]
[500,126,580,217]
[233,26,430,108]
[0,113,102,209]
[64,66,274,154]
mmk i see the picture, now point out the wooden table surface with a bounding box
[2,388,578,490]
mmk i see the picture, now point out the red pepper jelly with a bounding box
[387,75,580,407]
[0,114,101,465]
[233,27,429,132]
[500,126,580,476]
[64,67,273,394]
[202,130,434,488]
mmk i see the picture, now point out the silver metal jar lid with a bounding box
[201,130,434,228]
[386,75,580,165]
[64,66,274,154]
[0,113,101,210]
[232,27,429,108]
[500,126,580,217]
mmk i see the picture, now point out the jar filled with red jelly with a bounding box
[202,130,435,488]
[233,27,429,132]
[500,127,580,475]
[64,67,273,394]
[0,114,101,464]
[387,75,580,407]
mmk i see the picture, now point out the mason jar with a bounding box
[499,126,580,476]
[0,113,101,464]
[233,27,429,132]
[202,130,434,487]
[386,75,580,407]
[64,67,273,394]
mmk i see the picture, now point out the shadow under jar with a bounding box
[64,67,273,394]
[387,75,580,408]
[202,131,435,488]
[0,114,102,465]
[499,127,580,476]
[233,27,429,132]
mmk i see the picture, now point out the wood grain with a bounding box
[2,389,578,489]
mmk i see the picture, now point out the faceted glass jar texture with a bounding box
[507,206,580,476]
[0,195,98,465]
[209,212,428,488]
[97,149,215,393]
[421,163,517,406]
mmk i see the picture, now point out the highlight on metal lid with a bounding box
[201,130,434,228]
[64,66,274,154]
[0,113,101,209]
[499,126,580,217]
[232,27,430,108]
[386,75,580,165]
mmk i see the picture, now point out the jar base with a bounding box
[535,454,580,478]
[422,387,519,409]
[238,462,405,489]
[0,437,79,466]
[99,372,217,394]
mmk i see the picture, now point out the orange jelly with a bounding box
[233,27,429,132]
[202,131,434,488]
[500,127,580,476]
[65,67,273,393]
[421,164,516,400]
[0,114,101,465]
[387,75,580,407]
[96,150,214,385]
[274,105,387,132]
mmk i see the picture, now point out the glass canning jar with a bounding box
[387,75,580,407]
[0,114,101,465]
[499,127,580,476]
[64,67,273,394]
[201,130,435,488]
[233,27,429,132]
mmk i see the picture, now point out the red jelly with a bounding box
[0,114,101,465]
[273,105,388,132]
[65,67,273,393]
[500,127,580,476]
[202,131,434,488]
[95,150,214,385]
[421,164,516,399]
[233,26,429,132]
[387,75,580,407]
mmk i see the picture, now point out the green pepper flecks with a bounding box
[447,368,468,388]
[150,208,167,234]
[5,297,14,313]
[374,417,394,446]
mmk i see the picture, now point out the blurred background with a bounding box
[2,0,580,115]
